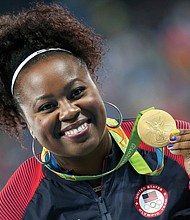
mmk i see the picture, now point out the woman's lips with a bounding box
[65,122,88,137]
[58,119,91,138]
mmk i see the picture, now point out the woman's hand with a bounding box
[168,129,190,175]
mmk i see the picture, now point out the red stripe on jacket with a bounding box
[0,156,45,220]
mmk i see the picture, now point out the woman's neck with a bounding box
[54,130,112,176]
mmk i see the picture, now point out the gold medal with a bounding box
[137,109,176,148]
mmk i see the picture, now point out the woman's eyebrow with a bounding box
[32,94,54,108]
[32,78,82,108]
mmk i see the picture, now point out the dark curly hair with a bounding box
[0,3,104,140]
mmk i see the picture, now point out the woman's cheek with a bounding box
[32,118,50,139]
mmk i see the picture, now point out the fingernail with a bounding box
[167,143,174,148]
[170,136,177,142]
[171,129,180,136]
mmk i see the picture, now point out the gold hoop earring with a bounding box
[32,138,51,165]
[104,101,123,128]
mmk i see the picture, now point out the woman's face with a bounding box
[16,53,107,158]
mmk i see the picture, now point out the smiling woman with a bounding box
[16,52,108,162]
[0,3,190,220]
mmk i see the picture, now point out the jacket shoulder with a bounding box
[0,156,45,220]
[121,118,190,131]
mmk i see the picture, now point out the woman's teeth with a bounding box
[65,123,88,136]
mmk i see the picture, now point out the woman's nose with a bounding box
[59,101,80,122]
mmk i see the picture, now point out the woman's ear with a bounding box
[18,114,28,130]
[19,113,34,137]
[27,124,35,139]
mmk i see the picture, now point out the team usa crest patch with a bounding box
[134,184,168,218]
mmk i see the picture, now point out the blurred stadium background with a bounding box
[1,0,190,189]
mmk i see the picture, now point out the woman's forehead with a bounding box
[15,54,90,97]
[18,54,85,83]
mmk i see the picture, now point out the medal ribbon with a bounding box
[41,107,164,180]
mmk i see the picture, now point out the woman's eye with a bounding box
[71,87,85,99]
[39,103,56,112]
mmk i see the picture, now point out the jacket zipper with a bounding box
[97,197,112,220]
